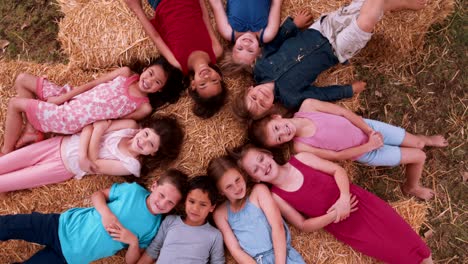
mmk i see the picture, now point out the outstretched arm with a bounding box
[261,0,283,43]
[208,0,232,41]
[124,0,181,69]
[300,99,374,135]
[49,67,132,105]
[200,0,223,58]
[254,184,286,264]
[213,205,256,264]
[294,153,351,223]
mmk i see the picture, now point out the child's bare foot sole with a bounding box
[402,184,435,200]
[15,130,44,149]
[420,135,448,147]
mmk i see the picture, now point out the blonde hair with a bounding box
[219,50,253,77]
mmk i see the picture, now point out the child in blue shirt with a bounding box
[137,175,225,264]
[0,169,188,264]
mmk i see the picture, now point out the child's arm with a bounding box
[208,0,232,41]
[137,253,156,264]
[78,125,98,173]
[300,99,374,135]
[124,0,181,69]
[48,67,132,105]
[213,204,256,264]
[88,119,139,162]
[295,153,351,223]
[199,0,223,58]
[272,193,336,231]
[253,184,287,264]
[91,187,121,230]
[122,103,152,121]
[293,133,383,161]
[261,0,283,43]
[106,222,142,264]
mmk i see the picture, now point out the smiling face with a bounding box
[232,32,260,65]
[217,169,247,202]
[139,65,168,94]
[263,116,296,147]
[191,65,222,98]
[245,84,275,119]
[147,182,183,215]
[240,148,278,183]
[184,189,215,226]
[129,128,160,156]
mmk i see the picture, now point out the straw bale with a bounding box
[58,0,157,69]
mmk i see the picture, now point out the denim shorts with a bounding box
[356,119,406,166]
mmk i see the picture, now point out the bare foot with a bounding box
[352,81,367,94]
[419,135,448,147]
[15,130,44,149]
[402,184,435,200]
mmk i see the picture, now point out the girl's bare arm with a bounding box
[293,139,377,161]
[261,0,283,43]
[272,194,336,232]
[213,204,257,264]
[125,0,181,69]
[199,0,223,58]
[254,184,287,264]
[208,0,232,41]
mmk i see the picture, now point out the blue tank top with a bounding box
[227,0,271,43]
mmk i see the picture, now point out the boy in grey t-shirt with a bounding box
[137,176,225,264]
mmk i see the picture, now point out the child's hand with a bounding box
[293,10,314,29]
[327,193,351,223]
[107,222,138,245]
[46,94,67,105]
[367,131,384,151]
[101,212,120,231]
[79,156,98,173]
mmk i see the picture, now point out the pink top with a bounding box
[151,0,216,74]
[293,111,368,153]
[272,156,431,263]
[64,128,141,179]
[26,75,149,134]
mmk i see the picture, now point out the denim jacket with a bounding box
[253,17,353,109]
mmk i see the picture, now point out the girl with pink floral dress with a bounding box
[1,57,183,155]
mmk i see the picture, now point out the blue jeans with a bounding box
[0,212,67,264]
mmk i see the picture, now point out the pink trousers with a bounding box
[0,136,74,193]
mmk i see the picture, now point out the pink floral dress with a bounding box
[26,75,149,134]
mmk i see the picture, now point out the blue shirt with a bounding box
[254,17,353,109]
[227,0,270,42]
[58,182,162,264]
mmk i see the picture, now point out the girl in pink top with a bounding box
[125,0,227,118]
[1,57,184,156]
[233,144,434,264]
[249,99,448,200]
[0,115,184,197]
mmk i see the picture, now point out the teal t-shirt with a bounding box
[58,182,162,264]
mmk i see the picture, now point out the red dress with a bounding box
[271,156,431,264]
[151,0,216,74]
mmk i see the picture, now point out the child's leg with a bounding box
[383,0,427,12]
[356,0,385,33]
[14,73,40,99]
[400,132,448,149]
[0,137,74,193]
[0,213,66,263]
[400,147,434,200]
[1,98,31,154]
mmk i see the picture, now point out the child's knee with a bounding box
[8,97,25,111]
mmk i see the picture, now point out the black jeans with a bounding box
[0,212,67,264]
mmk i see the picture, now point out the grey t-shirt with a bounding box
[146,215,225,264]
